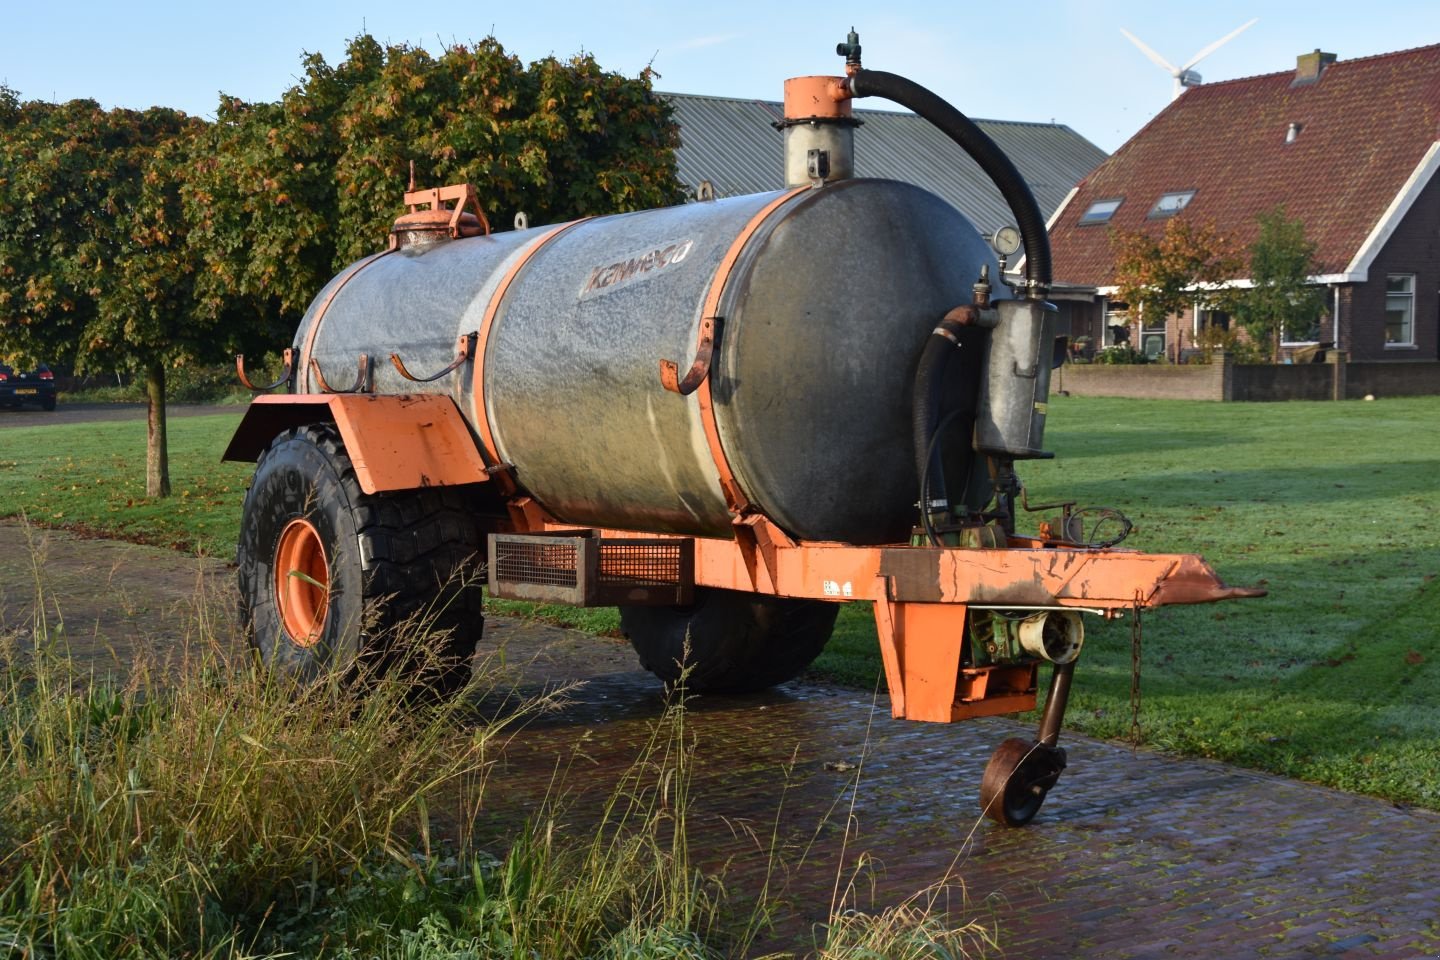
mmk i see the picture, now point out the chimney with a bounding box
[1292,49,1337,87]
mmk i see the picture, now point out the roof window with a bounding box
[1079,198,1123,225]
[1148,190,1196,219]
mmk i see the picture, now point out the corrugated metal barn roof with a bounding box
[664,92,1106,235]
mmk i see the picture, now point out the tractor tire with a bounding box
[236,423,484,696]
[620,588,838,693]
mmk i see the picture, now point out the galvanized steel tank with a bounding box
[295,178,999,544]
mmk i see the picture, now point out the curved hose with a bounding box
[848,69,1053,291]
[913,321,961,509]
[914,318,984,545]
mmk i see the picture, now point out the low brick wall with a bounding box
[1230,363,1334,402]
[1056,361,1228,401]
[1346,361,1440,398]
[1054,352,1432,402]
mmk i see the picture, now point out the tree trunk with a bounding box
[145,361,171,498]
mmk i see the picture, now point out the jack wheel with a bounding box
[979,738,1067,827]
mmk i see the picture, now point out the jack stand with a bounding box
[979,661,1073,826]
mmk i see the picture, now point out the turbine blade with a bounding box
[1121,28,1179,74]
[1181,18,1259,72]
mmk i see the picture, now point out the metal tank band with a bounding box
[470,217,593,481]
[298,251,393,393]
[694,186,810,516]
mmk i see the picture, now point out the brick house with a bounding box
[1046,44,1440,366]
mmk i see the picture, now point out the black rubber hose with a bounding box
[848,69,1053,289]
[913,322,961,510]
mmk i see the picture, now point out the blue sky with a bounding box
[4,1,1438,152]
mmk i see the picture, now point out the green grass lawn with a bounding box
[0,409,252,556]
[820,395,1440,807]
[2,396,1437,808]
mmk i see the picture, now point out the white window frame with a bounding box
[1139,324,1167,360]
[1102,299,1131,346]
[1080,198,1123,226]
[1148,190,1196,219]
[1385,273,1415,348]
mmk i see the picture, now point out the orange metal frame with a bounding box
[692,187,809,515]
[510,516,1260,724]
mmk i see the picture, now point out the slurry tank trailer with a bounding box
[224,32,1261,826]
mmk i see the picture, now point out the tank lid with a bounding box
[389,182,491,249]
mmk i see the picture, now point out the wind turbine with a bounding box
[1120,19,1258,100]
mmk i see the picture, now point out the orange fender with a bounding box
[222,394,491,495]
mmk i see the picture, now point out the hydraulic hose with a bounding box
[914,317,984,545]
[913,321,960,508]
[847,69,1053,291]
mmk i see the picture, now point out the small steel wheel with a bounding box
[979,738,1067,827]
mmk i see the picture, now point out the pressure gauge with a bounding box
[991,225,1023,258]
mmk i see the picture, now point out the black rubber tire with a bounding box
[620,588,838,693]
[236,423,485,696]
[40,396,56,412]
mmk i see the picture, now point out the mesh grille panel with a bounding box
[493,541,579,588]
[488,533,692,606]
[599,541,684,588]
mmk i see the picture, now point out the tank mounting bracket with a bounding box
[390,331,478,383]
[659,316,721,395]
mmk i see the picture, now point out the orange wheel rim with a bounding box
[274,518,330,647]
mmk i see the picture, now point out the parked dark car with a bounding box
[0,362,57,411]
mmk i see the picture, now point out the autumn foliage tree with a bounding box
[0,94,225,496]
[1,35,682,500]
[1109,217,1243,361]
[185,35,685,322]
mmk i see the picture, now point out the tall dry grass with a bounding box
[0,527,995,958]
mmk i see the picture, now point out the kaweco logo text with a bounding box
[579,239,694,300]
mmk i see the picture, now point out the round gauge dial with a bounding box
[991,225,1023,257]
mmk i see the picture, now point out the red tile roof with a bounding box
[1050,44,1440,285]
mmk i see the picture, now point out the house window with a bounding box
[1080,198,1123,225]
[1280,311,1324,346]
[1103,300,1131,346]
[1201,309,1231,332]
[1148,190,1196,219]
[1385,274,1415,346]
[1140,324,1167,360]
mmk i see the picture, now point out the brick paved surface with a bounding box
[484,620,1440,960]
[4,523,1437,959]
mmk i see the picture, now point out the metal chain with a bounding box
[1129,598,1144,745]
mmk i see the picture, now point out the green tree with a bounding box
[0,95,232,496]
[186,35,685,321]
[1236,206,1326,361]
[1109,216,1243,362]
